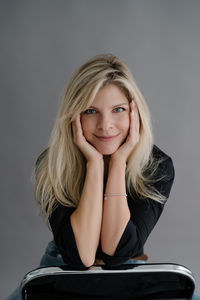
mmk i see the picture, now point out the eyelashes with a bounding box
[114,107,126,113]
[83,109,96,114]
[83,107,126,114]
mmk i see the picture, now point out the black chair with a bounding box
[20,263,196,299]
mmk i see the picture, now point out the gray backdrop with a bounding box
[1,0,200,298]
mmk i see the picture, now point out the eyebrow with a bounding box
[89,103,129,109]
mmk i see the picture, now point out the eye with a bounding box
[83,107,126,114]
[113,107,126,113]
[84,109,97,114]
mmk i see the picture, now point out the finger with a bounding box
[135,105,140,134]
[130,100,140,143]
[72,114,83,142]
[134,105,140,143]
[132,100,140,130]
[71,118,76,136]
[72,115,78,135]
[129,100,136,138]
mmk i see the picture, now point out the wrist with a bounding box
[109,157,126,169]
[87,159,104,171]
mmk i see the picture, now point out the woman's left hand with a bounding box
[110,100,140,164]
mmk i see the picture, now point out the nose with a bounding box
[97,114,114,131]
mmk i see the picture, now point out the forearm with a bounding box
[70,160,104,266]
[101,159,131,255]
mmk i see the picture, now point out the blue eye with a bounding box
[84,109,97,114]
[114,107,125,112]
[84,107,126,114]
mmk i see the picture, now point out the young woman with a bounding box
[35,53,175,268]
[9,54,199,299]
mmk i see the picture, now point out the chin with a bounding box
[100,150,114,155]
[95,146,119,155]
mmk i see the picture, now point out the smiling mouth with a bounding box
[95,134,119,141]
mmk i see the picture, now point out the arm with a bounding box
[101,158,130,255]
[101,100,138,256]
[100,148,175,265]
[69,114,104,267]
[70,160,104,267]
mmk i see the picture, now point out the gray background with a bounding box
[1,0,200,298]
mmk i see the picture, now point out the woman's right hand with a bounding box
[72,114,103,163]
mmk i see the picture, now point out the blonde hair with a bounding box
[32,53,166,224]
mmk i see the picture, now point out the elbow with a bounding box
[62,252,95,268]
[101,243,115,256]
[74,239,96,267]
[80,255,95,267]
[76,242,96,267]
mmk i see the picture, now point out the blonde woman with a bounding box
[35,53,175,268]
[11,53,195,300]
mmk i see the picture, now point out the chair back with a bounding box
[21,263,195,299]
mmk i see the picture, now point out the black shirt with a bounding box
[47,145,175,267]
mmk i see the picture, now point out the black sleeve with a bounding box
[100,147,175,265]
[49,205,88,268]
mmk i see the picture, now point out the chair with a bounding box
[20,263,195,299]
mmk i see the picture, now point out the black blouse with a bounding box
[46,145,175,267]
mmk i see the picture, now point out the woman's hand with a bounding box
[110,100,140,164]
[72,114,103,163]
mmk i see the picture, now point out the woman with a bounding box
[36,53,174,268]
[8,54,199,299]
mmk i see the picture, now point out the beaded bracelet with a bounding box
[104,193,127,200]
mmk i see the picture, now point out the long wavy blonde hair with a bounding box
[32,53,166,224]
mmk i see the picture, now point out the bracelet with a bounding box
[104,193,127,200]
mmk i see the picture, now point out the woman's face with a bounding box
[80,84,130,155]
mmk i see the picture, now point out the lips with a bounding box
[95,134,119,142]
[96,135,117,138]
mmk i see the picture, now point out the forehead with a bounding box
[92,84,129,107]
